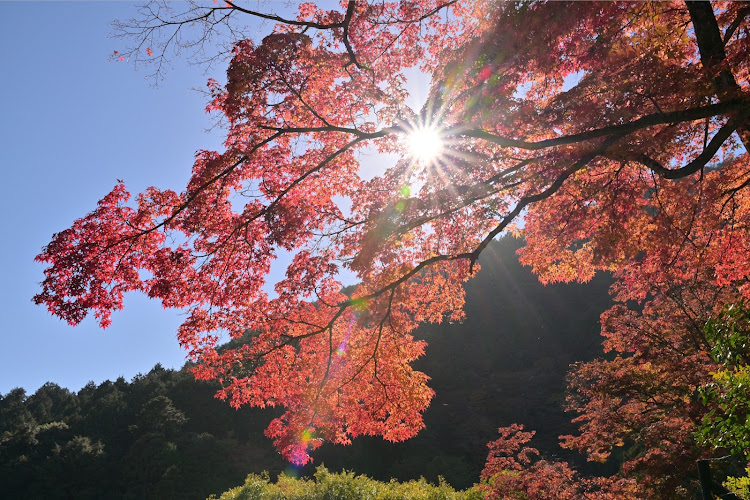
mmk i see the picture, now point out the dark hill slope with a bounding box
[311,237,613,488]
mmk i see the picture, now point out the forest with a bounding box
[25,1,750,498]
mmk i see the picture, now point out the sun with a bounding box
[407,126,444,163]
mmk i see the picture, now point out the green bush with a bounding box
[699,300,750,457]
[210,466,484,500]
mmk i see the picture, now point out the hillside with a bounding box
[311,236,614,487]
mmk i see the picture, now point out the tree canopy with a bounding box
[35,1,750,495]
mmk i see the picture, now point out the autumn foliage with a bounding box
[36,1,750,495]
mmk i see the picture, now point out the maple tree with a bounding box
[479,424,646,499]
[35,0,750,491]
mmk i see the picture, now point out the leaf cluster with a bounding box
[210,466,482,500]
[699,300,750,458]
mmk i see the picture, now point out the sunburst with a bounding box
[406,125,444,164]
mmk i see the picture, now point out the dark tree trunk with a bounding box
[686,1,750,151]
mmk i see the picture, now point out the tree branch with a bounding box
[635,118,741,179]
[723,6,750,45]
[458,99,745,151]
[341,1,364,70]
[224,1,346,30]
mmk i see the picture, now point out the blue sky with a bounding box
[0,2,231,394]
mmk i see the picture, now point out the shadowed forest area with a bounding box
[1,238,615,498]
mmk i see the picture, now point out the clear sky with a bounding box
[0,2,430,396]
[0,2,229,394]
